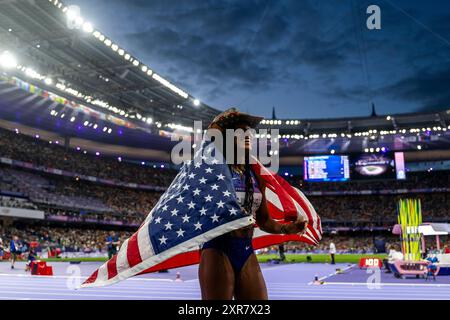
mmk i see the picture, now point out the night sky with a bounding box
[66,0,450,119]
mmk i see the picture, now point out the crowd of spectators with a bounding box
[288,170,450,193]
[309,193,450,223]
[0,128,177,186]
[0,225,132,255]
[0,163,448,227]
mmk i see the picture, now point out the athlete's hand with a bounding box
[284,216,307,234]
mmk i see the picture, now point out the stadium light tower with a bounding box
[0,51,18,69]
[193,99,200,107]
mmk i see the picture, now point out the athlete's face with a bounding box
[234,124,253,152]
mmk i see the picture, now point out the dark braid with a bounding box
[243,162,254,215]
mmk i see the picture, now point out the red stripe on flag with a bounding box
[252,233,315,250]
[127,232,142,267]
[252,162,297,221]
[139,250,201,274]
[82,269,98,285]
[273,174,321,241]
[107,255,118,279]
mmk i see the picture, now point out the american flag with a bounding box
[82,141,321,288]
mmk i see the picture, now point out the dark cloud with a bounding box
[67,0,450,118]
[381,67,450,112]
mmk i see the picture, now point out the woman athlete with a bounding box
[198,108,307,300]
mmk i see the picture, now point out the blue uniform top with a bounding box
[106,235,118,250]
[10,240,16,252]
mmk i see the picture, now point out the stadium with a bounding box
[0,0,449,301]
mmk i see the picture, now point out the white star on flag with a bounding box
[181,214,190,223]
[187,201,195,209]
[159,235,167,244]
[194,222,202,230]
[176,229,185,237]
[164,222,173,230]
[216,200,225,208]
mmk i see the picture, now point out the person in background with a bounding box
[278,244,286,262]
[444,245,450,254]
[105,231,119,259]
[329,242,336,265]
[0,237,4,260]
[25,248,37,272]
[10,235,22,269]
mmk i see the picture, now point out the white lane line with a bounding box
[323,281,450,287]
[268,295,446,300]
[0,273,179,282]
[307,264,355,285]
[0,284,201,293]
[0,290,199,299]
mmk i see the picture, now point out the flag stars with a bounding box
[181,214,190,223]
[154,217,162,224]
[159,235,168,245]
[194,222,202,230]
[216,200,225,208]
[194,162,201,169]
[199,207,207,215]
[223,190,231,197]
[211,214,220,223]
[216,173,225,180]
[171,208,179,216]
[199,177,207,184]
[229,207,238,216]
[193,188,201,196]
[187,201,195,209]
[182,184,190,191]
[176,195,184,203]
[205,167,213,174]
[164,222,173,230]
[176,228,185,238]
[188,173,196,179]
[211,184,219,191]
[161,205,168,212]
[204,194,213,202]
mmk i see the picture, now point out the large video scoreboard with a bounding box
[303,152,406,182]
[303,155,350,182]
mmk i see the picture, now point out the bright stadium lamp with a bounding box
[193,99,200,106]
[66,8,78,20]
[0,51,18,69]
[74,16,84,26]
[44,77,53,85]
[82,22,94,33]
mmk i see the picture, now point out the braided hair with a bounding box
[243,161,255,215]
[219,127,255,215]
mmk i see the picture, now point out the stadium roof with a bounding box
[0,0,220,129]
